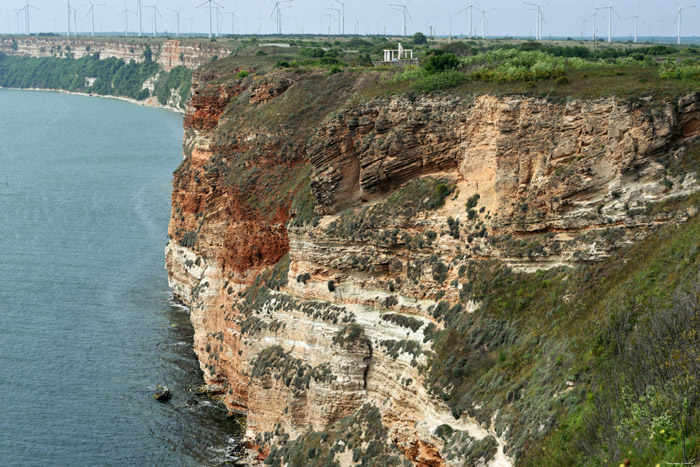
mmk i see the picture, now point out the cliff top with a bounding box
[195,36,700,101]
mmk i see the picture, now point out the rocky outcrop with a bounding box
[166,67,700,466]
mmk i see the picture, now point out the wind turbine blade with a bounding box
[196,0,209,8]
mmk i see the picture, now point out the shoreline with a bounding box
[0,86,185,114]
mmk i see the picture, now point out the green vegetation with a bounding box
[251,345,335,392]
[380,313,423,332]
[421,194,700,465]
[153,65,192,106]
[325,177,455,241]
[386,41,700,96]
[263,404,410,466]
[0,53,191,108]
[332,324,369,349]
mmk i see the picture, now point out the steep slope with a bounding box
[166,62,700,465]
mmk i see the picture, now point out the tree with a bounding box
[143,46,152,62]
[412,32,427,45]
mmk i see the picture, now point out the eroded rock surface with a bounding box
[166,69,700,466]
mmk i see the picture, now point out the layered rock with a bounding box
[0,37,233,71]
[166,67,700,466]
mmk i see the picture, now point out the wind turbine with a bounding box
[479,7,495,39]
[72,5,78,35]
[328,6,341,35]
[597,1,620,43]
[65,1,72,36]
[674,1,696,45]
[458,1,478,39]
[14,8,23,35]
[117,1,135,37]
[576,15,588,40]
[320,12,334,35]
[85,1,105,37]
[624,8,640,43]
[445,11,452,42]
[213,6,223,35]
[587,3,606,45]
[223,11,238,35]
[20,1,39,35]
[270,0,292,35]
[136,0,142,36]
[524,1,547,40]
[389,1,411,37]
[197,0,223,38]
[5,10,12,34]
[334,0,348,35]
[168,5,184,37]
[143,3,162,37]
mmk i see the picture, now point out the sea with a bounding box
[0,89,242,466]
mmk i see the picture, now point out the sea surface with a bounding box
[0,89,241,466]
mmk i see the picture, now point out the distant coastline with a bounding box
[0,86,185,114]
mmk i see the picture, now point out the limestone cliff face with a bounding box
[0,37,232,71]
[166,68,700,466]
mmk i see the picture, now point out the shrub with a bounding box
[412,70,467,92]
[423,51,461,74]
[237,70,250,79]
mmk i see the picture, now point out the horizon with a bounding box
[4,1,700,42]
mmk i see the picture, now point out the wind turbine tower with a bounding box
[479,7,495,39]
[576,15,588,40]
[168,5,184,37]
[137,0,142,36]
[222,12,237,35]
[625,9,640,43]
[588,4,606,45]
[445,11,452,42]
[389,1,411,37]
[328,6,341,35]
[117,6,136,37]
[86,1,105,37]
[458,1,478,39]
[334,0,348,35]
[198,0,223,38]
[523,1,546,40]
[66,0,72,36]
[21,1,39,35]
[271,0,292,35]
[597,1,620,43]
[675,1,696,45]
[143,4,161,38]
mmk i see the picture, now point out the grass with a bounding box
[416,191,700,464]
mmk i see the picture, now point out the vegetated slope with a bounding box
[0,50,192,109]
[165,43,700,467]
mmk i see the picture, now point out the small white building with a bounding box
[383,43,414,62]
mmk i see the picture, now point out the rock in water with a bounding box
[153,385,172,402]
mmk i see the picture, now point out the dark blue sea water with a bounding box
[0,89,241,466]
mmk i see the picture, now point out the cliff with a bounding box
[165,62,700,466]
[0,36,233,72]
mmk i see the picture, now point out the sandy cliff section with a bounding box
[166,68,700,466]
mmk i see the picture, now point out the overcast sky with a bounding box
[4,1,698,40]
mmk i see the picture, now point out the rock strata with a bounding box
[166,68,700,466]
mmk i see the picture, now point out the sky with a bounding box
[3,0,699,40]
